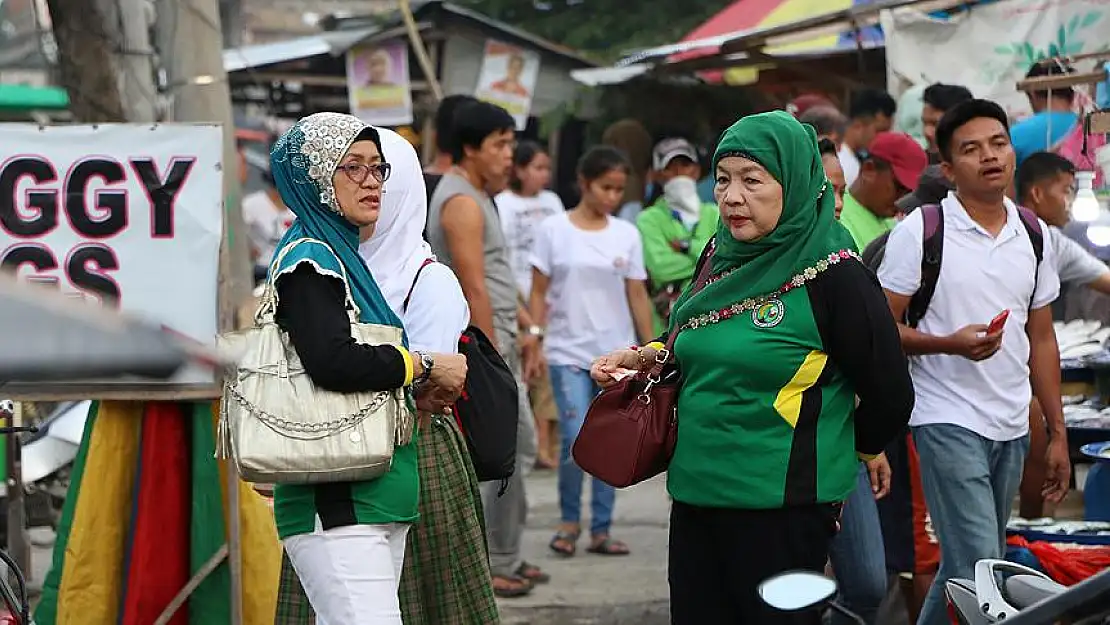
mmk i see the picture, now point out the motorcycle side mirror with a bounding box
[759,571,838,611]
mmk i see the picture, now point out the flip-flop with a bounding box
[549,529,580,557]
[516,561,550,584]
[586,536,630,556]
[492,574,532,598]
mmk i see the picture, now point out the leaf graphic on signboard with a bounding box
[1082,11,1100,28]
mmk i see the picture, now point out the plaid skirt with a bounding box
[273,415,499,625]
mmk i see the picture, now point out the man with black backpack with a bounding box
[877,99,1069,625]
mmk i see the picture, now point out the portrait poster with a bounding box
[347,39,413,126]
[474,39,541,131]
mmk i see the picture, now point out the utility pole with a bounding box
[155,0,252,336]
[155,1,248,623]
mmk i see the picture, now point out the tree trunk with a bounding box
[44,0,126,122]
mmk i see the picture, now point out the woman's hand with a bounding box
[590,348,649,388]
[416,387,457,414]
[426,353,467,398]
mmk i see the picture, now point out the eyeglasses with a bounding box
[336,162,391,185]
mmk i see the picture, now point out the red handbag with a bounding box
[572,242,716,488]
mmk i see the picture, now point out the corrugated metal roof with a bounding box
[223,26,380,72]
[327,0,596,67]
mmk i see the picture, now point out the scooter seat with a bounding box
[1004,574,1067,609]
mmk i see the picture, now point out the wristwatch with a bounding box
[414,351,434,385]
[527,325,545,339]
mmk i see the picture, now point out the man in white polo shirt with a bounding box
[878,99,1070,625]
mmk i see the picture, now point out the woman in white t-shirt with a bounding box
[496,141,566,468]
[529,146,655,558]
[495,141,566,296]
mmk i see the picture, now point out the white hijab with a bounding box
[359,127,435,312]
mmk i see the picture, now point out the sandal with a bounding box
[586,535,630,556]
[549,529,580,557]
[515,561,550,584]
[491,574,532,598]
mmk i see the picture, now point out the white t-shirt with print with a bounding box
[877,193,1060,441]
[243,191,295,265]
[530,213,647,369]
[495,189,565,296]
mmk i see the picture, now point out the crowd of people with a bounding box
[236,59,1110,625]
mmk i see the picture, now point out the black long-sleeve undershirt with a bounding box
[274,264,408,393]
[807,258,914,456]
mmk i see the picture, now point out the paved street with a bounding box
[498,470,671,625]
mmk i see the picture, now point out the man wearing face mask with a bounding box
[636,137,720,333]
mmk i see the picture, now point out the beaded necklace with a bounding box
[678,249,860,332]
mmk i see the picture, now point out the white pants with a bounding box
[283,522,411,625]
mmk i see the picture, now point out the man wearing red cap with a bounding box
[839,132,928,250]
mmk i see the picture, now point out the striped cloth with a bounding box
[273,415,498,625]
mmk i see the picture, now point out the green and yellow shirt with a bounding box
[666,257,913,509]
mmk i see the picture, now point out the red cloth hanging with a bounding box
[119,402,191,625]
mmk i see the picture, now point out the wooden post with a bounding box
[4,402,27,582]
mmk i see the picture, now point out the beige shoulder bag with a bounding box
[216,237,415,485]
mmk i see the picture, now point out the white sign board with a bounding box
[0,124,223,393]
[882,0,1110,118]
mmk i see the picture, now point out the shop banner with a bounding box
[475,39,541,130]
[0,123,223,389]
[347,39,414,126]
[883,0,1110,118]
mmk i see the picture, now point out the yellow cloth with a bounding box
[212,402,282,625]
[55,401,142,625]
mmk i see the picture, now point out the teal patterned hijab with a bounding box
[268,112,406,346]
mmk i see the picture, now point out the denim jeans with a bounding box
[827,464,888,625]
[913,424,1029,625]
[549,364,615,536]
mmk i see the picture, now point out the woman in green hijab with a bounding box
[590,111,914,624]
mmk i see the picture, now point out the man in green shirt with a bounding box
[839,131,928,250]
[637,137,719,333]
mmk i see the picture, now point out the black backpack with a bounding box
[862,203,1044,328]
[404,260,519,482]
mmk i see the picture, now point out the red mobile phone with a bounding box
[987,309,1010,334]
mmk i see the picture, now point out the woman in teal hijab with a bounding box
[266,112,467,625]
[590,111,913,624]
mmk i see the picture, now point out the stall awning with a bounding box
[0,84,69,111]
[603,0,974,81]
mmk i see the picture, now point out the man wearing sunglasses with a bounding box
[839,132,928,251]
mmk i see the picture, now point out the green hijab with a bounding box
[670,110,856,331]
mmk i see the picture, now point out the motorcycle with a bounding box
[758,570,865,624]
[946,558,1110,624]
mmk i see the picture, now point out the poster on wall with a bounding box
[0,123,223,394]
[474,39,541,131]
[882,0,1110,119]
[347,40,414,126]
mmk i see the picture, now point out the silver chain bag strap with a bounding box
[216,237,415,484]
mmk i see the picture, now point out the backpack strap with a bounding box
[1015,204,1045,310]
[402,258,437,313]
[906,204,944,329]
